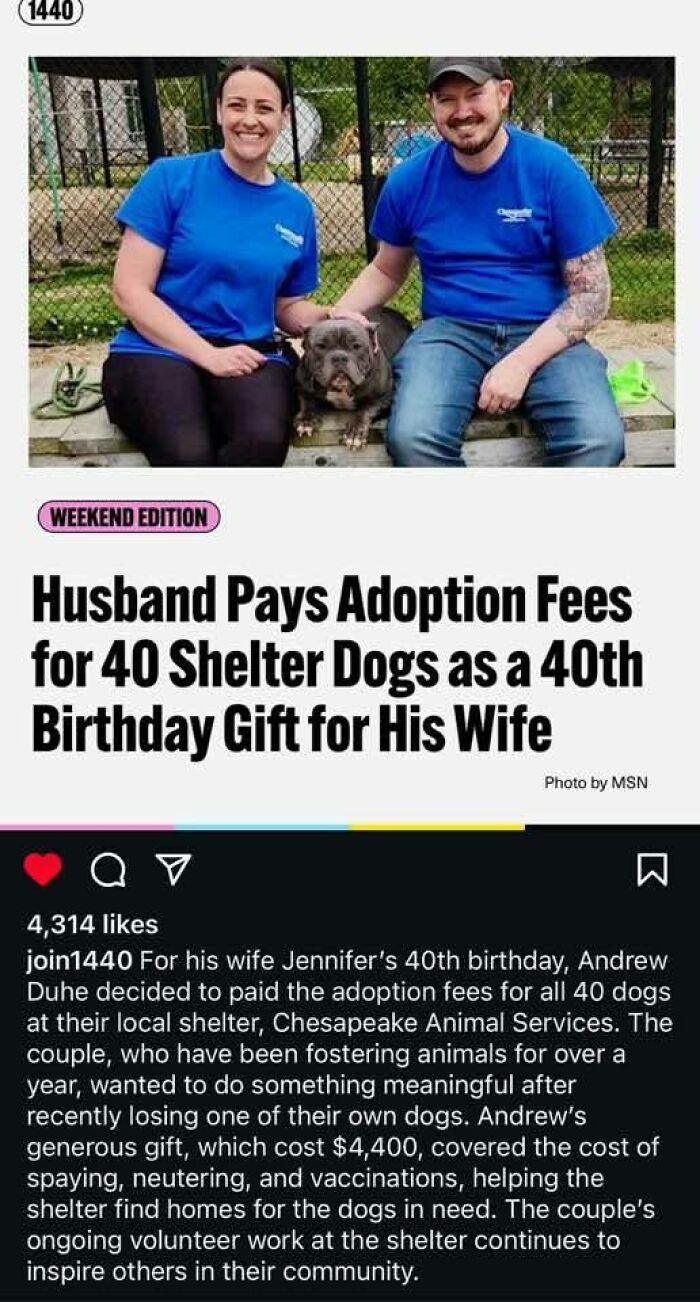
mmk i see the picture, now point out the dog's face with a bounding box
[301,319,379,397]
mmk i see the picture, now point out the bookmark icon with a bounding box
[155,852,192,886]
[636,852,668,887]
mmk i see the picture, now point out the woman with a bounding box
[102,59,334,467]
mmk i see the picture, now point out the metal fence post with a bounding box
[204,60,223,149]
[136,58,165,161]
[283,59,303,183]
[92,78,111,188]
[46,75,66,188]
[646,59,666,230]
[354,57,376,262]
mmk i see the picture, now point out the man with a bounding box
[334,58,624,467]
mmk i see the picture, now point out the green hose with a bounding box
[32,361,104,420]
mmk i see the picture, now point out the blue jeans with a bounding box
[386,319,625,467]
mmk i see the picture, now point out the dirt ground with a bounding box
[588,320,673,350]
[30,182,368,263]
[29,319,674,371]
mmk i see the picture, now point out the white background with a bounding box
[2,4,696,826]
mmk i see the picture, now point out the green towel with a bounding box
[609,359,657,405]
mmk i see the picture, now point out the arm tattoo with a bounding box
[552,245,611,344]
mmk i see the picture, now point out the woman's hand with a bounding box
[204,345,267,378]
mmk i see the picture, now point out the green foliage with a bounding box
[29,262,121,341]
[281,58,432,155]
[31,163,146,191]
[610,228,673,255]
[607,231,674,321]
[315,252,422,322]
[507,60,611,146]
[285,57,656,161]
[367,58,431,125]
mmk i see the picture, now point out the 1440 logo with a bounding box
[19,0,83,24]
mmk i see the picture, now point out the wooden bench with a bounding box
[29,346,675,468]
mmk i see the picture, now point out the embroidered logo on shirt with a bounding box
[497,207,533,224]
[275,223,304,248]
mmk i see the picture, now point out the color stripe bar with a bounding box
[1,823,525,833]
[351,824,525,832]
[175,824,349,832]
[0,824,173,831]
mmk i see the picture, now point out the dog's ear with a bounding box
[301,326,313,350]
[366,322,380,354]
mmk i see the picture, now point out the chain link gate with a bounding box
[29,56,674,343]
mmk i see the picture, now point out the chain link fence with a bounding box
[29,56,674,343]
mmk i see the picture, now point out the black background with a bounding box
[2,826,697,1302]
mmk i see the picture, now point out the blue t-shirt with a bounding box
[110,150,318,361]
[371,125,616,323]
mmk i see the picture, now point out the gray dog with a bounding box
[296,307,412,451]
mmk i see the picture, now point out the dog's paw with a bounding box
[341,424,369,451]
[342,419,371,451]
[295,418,316,440]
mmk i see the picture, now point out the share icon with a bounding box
[155,853,192,886]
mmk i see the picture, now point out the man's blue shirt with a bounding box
[110,150,318,361]
[371,125,616,323]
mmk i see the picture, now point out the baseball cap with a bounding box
[427,58,505,90]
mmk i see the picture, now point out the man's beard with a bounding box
[449,114,503,157]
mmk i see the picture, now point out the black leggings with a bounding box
[102,352,296,467]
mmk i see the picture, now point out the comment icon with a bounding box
[90,851,127,888]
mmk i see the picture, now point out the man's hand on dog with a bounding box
[478,355,532,415]
[328,306,371,327]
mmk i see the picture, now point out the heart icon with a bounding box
[23,852,63,886]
